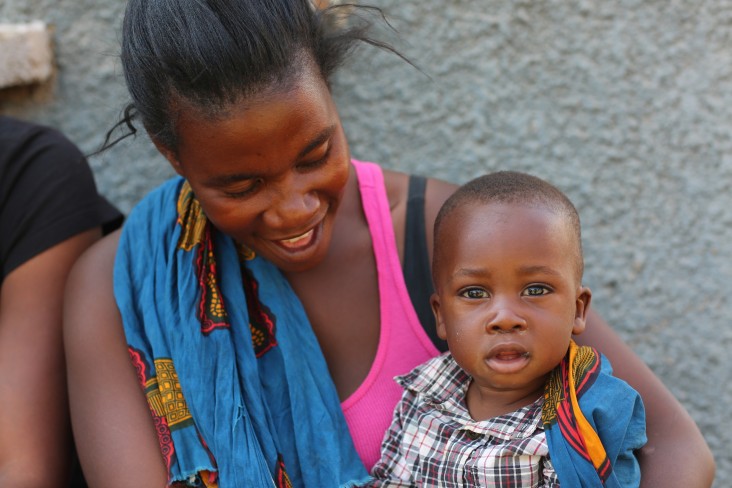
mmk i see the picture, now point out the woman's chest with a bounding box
[286,230,381,400]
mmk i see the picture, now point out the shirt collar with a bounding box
[397,353,544,441]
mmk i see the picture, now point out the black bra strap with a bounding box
[403,175,448,352]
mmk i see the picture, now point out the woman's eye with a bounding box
[298,145,332,171]
[224,178,262,198]
[460,288,488,299]
[524,285,550,296]
[300,157,327,171]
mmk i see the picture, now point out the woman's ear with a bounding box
[151,137,185,177]
[431,293,448,340]
[572,286,592,336]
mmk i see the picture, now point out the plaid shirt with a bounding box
[368,353,559,487]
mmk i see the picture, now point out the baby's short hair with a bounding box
[434,170,584,279]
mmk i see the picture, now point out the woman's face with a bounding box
[161,68,351,272]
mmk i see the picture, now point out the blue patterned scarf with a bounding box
[114,177,368,487]
[543,341,647,487]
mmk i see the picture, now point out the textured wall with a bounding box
[1,1,729,485]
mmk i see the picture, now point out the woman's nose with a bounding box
[263,176,320,229]
[486,300,527,334]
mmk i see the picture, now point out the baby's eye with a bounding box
[523,285,550,297]
[460,288,489,299]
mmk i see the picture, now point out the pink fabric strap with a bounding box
[341,160,439,469]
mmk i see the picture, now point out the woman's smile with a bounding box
[267,218,324,254]
[276,227,317,250]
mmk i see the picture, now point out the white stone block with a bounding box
[0,21,53,89]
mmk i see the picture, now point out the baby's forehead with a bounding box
[435,201,583,276]
[445,199,568,227]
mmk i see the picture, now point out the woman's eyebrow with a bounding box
[204,172,259,187]
[296,124,336,159]
[202,125,338,187]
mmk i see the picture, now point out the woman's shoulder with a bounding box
[73,229,120,273]
[381,168,457,259]
[381,167,457,215]
[65,230,120,322]
[66,176,184,310]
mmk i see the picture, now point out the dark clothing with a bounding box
[0,116,122,283]
[403,174,447,352]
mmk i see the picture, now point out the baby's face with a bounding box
[431,201,590,398]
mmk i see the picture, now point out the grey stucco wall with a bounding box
[2,0,730,485]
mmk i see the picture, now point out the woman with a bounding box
[64,1,714,487]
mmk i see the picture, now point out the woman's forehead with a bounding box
[176,72,334,148]
[168,74,341,181]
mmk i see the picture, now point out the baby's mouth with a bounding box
[493,350,529,361]
[485,344,530,373]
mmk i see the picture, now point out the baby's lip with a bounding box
[487,343,529,360]
[485,343,530,374]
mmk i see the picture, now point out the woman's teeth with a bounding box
[278,228,314,248]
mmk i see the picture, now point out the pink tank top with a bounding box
[341,160,440,469]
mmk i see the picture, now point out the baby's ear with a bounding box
[572,286,592,335]
[431,293,447,340]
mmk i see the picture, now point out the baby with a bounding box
[361,171,646,487]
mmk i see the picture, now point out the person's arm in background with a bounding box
[0,229,100,488]
[0,117,124,487]
[576,309,715,487]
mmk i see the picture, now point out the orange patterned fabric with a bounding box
[543,341,610,477]
[541,340,645,487]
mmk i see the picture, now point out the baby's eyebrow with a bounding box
[452,265,563,278]
[453,267,491,278]
[516,265,562,276]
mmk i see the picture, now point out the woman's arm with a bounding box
[63,231,168,488]
[576,309,715,487]
[0,229,99,488]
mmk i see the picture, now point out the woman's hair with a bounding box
[102,0,404,153]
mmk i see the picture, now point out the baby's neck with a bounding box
[465,379,544,421]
